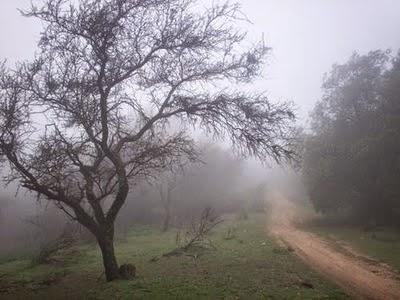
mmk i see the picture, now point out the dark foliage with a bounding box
[303,49,400,226]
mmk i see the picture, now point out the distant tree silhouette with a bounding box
[157,173,179,232]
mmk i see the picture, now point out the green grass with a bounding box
[304,223,400,272]
[0,215,348,299]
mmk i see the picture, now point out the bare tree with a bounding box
[0,0,295,281]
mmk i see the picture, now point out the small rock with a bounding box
[149,256,159,263]
[300,281,314,289]
[119,264,136,280]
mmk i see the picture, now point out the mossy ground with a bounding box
[0,215,348,299]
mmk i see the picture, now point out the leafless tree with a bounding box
[0,0,295,281]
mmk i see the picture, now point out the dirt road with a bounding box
[268,193,400,300]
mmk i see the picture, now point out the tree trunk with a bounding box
[97,230,120,281]
[162,208,170,232]
[162,189,172,232]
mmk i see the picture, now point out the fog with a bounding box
[0,0,399,253]
[0,0,399,298]
[0,145,271,259]
[2,1,400,120]
[240,0,400,120]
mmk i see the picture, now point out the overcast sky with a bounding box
[0,0,399,124]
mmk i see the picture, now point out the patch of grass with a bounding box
[0,249,35,265]
[305,223,400,272]
[0,215,348,299]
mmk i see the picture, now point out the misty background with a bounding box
[0,0,400,261]
[1,0,400,121]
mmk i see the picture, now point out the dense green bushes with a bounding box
[303,50,400,226]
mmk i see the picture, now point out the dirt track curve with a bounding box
[268,193,400,300]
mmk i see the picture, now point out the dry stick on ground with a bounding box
[182,207,223,250]
[164,207,222,257]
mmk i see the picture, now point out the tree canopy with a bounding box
[303,49,400,225]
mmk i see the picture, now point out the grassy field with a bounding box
[304,223,400,272]
[0,215,348,299]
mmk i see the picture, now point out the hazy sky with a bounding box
[0,0,399,124]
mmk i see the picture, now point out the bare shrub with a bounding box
[181,207,223,250]
[165,207,222,258]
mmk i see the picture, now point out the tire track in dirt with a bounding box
[267,193,400,300]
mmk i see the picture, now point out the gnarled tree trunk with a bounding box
[97,228,120,281]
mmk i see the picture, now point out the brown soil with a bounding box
[268,192,400,300]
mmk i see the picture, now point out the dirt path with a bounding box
[267,193,400,300]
